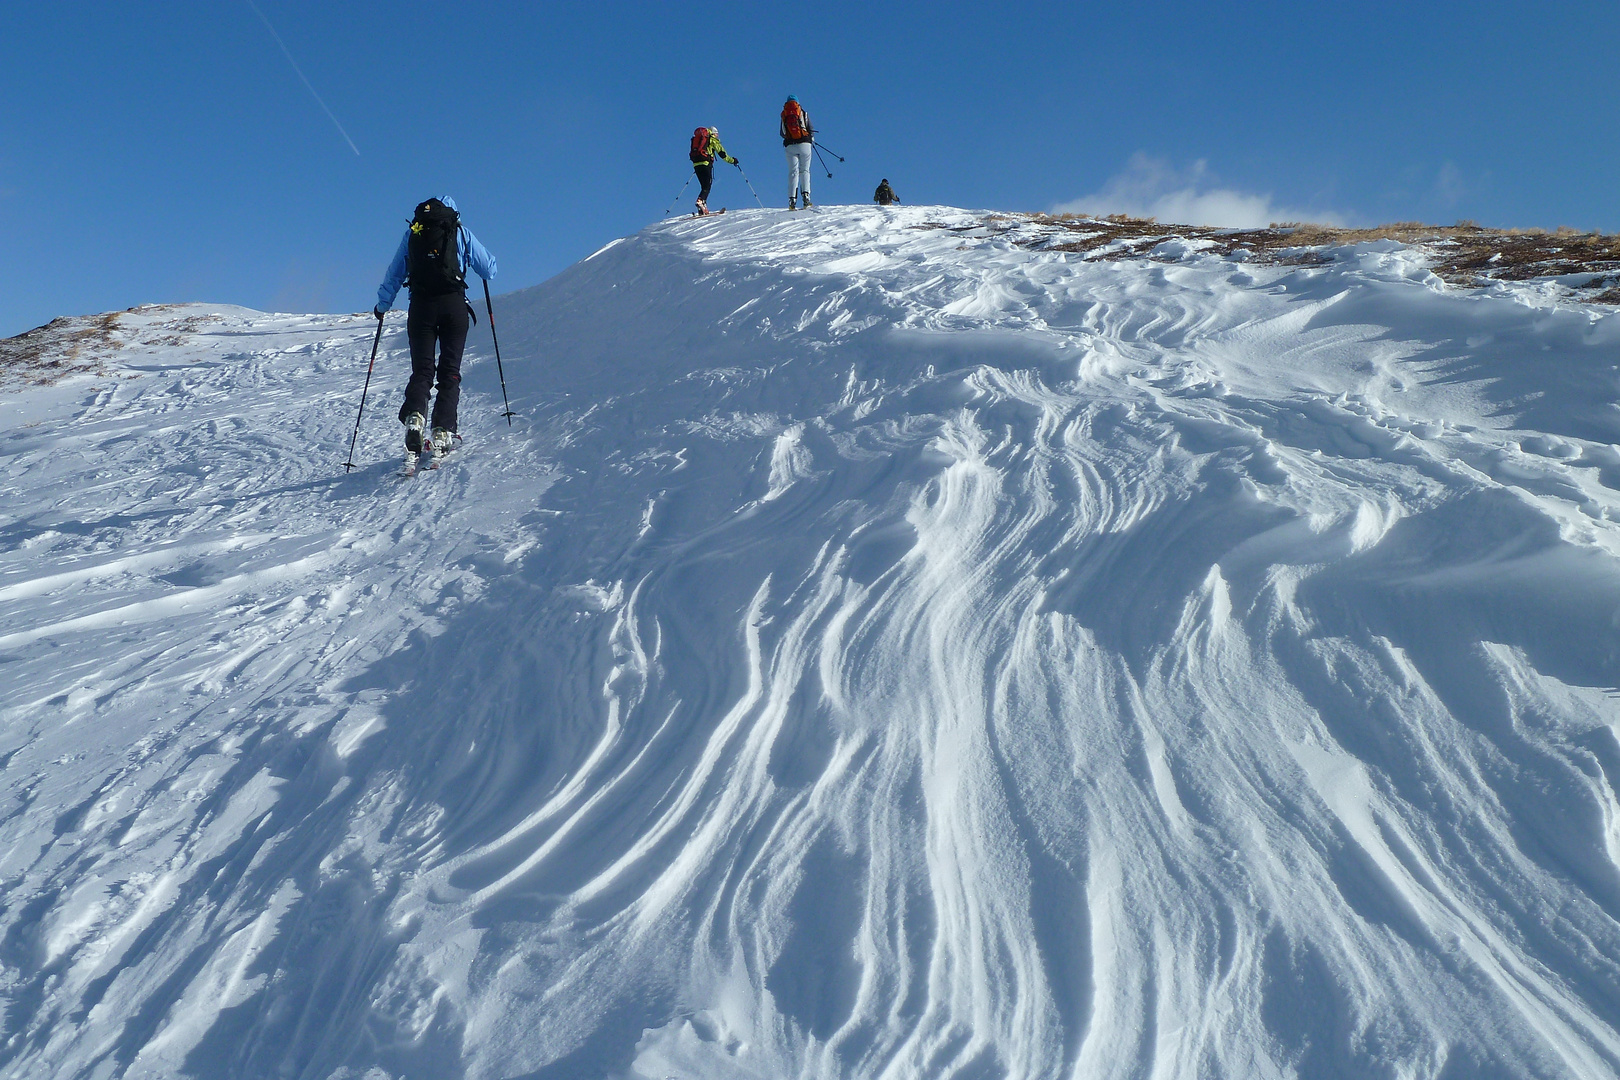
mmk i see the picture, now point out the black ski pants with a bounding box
[694,161,714,203]
[399,290,470,433]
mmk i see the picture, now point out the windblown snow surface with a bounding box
[5,206,1620,1080]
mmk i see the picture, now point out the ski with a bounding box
[693,208,727,217]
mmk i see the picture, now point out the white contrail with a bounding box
[244,0,361,156]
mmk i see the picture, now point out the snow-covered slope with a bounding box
[4,206,1620,1079]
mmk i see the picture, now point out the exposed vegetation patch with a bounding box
[916,213,1620,301]
[0,305,220,390]
[0,312,125,389]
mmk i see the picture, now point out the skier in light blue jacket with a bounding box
[373,195,497,458]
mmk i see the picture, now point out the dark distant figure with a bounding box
[874,179,900,206]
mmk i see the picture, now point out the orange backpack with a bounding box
[781,103,808,142]
[689,128,711,162]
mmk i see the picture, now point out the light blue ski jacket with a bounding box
[375,196,497,312]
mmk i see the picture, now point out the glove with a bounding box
[729,156,739,166]
[373,306,385,321]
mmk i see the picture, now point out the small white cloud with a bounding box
[1433,162,1466,209]
[1056,153,1343,228]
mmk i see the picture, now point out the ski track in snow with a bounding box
[2,208,1620,1079]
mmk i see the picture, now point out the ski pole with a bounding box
[663,176,692,215]
[813,145,835,179]
[732,161,765,208]
[483,280,515,426]
[812,140,844,162]
[343,315,385,472]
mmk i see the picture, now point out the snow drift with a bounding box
[3,206,1620,1079]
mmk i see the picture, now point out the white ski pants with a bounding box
[786,143,812,200]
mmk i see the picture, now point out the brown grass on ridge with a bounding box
[0,312,124,388]
[1011,213,1620,297]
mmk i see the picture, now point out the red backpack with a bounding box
[781,103,808,142]
[689,128,711,163]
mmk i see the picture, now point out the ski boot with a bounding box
[801,193,813,209]
[401,412,426,474]
[429,428,452,469]
[695,198,709,216]
[403,412,426,453]
[789,196,797,211]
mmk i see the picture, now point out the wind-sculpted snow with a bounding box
[2,208,1620,1079]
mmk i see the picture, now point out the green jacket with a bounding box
[692,130,737,166]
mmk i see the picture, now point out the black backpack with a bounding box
[406,198,464,295]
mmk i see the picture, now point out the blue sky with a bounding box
[4,2,1616,337]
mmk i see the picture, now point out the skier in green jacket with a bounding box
[689,127,737,216]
